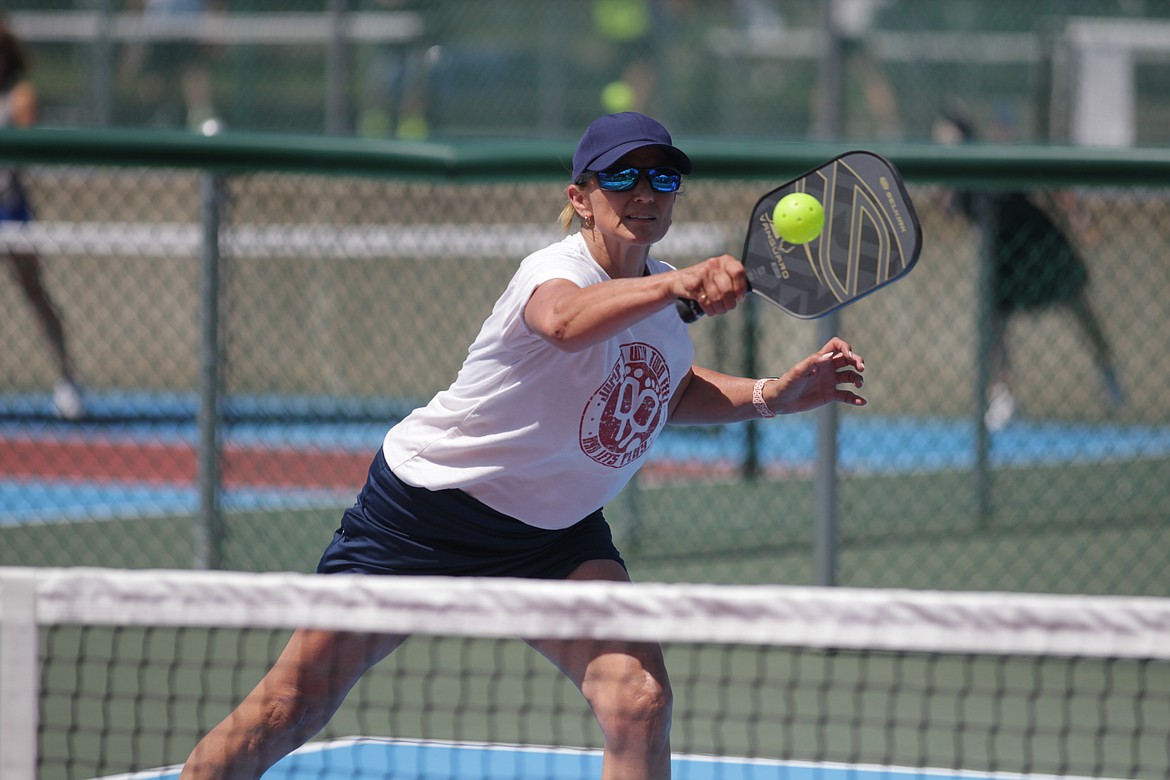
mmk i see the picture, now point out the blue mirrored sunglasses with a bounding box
[593,167,683,193]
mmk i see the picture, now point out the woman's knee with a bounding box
[583,648,673,742]
[253,679,336,743]
[251,652,366,743]
[258,629,399,739]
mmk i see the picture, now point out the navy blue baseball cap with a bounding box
[571,112,693,182]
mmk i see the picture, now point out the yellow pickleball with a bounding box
[772,192,825,244]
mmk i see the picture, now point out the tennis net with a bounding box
[2,567,1168,780]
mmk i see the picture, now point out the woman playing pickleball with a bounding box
[180,112,866,780]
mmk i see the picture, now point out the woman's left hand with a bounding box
[766,337,866,414]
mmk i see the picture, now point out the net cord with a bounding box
[3,567,1170,660]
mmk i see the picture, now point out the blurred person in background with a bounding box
[819,0,902,141]
[593,0,657,114]
[358,0,431,140]
[933,106,1124,430]
[120,0,220,130]
[0,20,84,420]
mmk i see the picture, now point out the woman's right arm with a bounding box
[523,254,748,352]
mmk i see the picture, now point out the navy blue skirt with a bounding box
[317,449,625,579]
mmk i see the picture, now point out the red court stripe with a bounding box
[0,438,369,489]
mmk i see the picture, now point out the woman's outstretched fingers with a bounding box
[820,338,864,372]
[821,341,865,406]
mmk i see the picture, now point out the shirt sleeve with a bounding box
[498,241,601,340]
[513,244,599,294]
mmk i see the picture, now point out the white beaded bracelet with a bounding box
[752,377,778,418]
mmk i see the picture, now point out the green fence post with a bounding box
[813,0,845,587]
[195,168,225,570]
[974,192,994,526]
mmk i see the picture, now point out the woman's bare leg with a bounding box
[180,629,406,779]
[528,560,673,780]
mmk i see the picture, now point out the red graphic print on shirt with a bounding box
[579,342,672,468]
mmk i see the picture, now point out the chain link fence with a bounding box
[2,135,1168,595]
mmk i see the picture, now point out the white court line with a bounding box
[0,222,737,260]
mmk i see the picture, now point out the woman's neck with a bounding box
[581,230,650,280]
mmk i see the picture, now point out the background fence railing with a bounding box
[2,130,1169,595]
[8,1,1170,146]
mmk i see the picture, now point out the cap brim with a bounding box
[587,141,693,176]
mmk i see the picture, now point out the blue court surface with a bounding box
[94,737,1057,780]
[4,390,1170,525]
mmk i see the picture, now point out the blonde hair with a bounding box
[560,175,592,232]
[559,201,578,232]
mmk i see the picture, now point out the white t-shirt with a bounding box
[383,232,695,529]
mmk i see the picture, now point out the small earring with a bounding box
[581,215,595,229]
